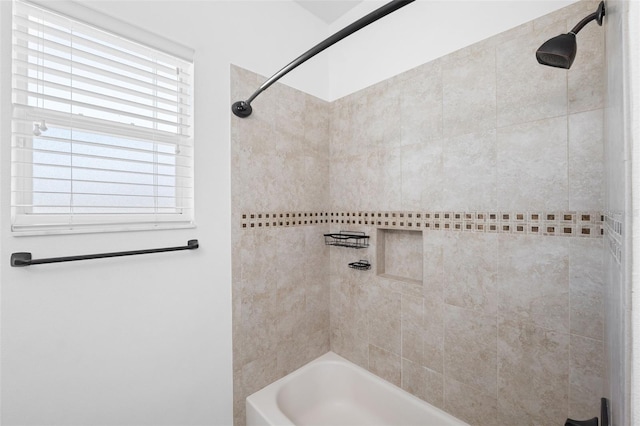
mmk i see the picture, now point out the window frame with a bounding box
[10,0,196,236]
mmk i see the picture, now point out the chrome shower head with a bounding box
[536,1,605,69]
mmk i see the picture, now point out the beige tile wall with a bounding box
[328,1,604,425]
[232,1,605,425]
[328,225,603,425]
[231,66,331,426]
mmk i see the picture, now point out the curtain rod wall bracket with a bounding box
[232,101,253,118]
[232,0,415,118]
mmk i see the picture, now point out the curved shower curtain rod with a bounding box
[232,0,415,118]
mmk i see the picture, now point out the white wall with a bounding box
[0,1,327,424]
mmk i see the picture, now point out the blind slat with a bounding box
[14,190,191,200]
[12,133,193,160]
[16,176,193,190]
[14,75,190,121]
[12,47,190,97]
[13,28,189,87]
[13,14,189,76]
[13,107,191,145]
[13,88,190,132]
[13,59,191,107]
[13,204,193,210]
[12,159,193,179]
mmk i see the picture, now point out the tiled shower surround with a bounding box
[231,1,605,425]
[231,66,332,425]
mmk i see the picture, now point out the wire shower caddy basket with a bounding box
[323,231,370,249]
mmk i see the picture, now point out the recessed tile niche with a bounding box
[376,228,423,284]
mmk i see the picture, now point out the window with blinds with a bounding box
[11,0,194,234]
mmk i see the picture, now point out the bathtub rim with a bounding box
[246,350,469,426]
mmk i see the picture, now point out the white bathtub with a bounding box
[246,351,469,426]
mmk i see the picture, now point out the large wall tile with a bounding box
[238,355,279,405]
[374,272,422,299]
[497,116,569,211]
[444,378,498,426]
[304,95,331,158]
[277,329,329,378]
[442,130,497,211]
[569,109,604,211]
[243,150,306,211]
[379,148,404,210]
[443,232,498,314]
[498,321,569,425]
[498,234,570,333]
[423,295,444,374]
[329,153,362,210]
[401,293,426,366]
[423,232,445,299]
[304,155,330,211]
[305,277,330,336]
[352,81,401,152]
[569,334,604,421]
[399,59,443,145]
[369,345,401,387]
[423,233,445,373]
[330,274,368,344]
[444,305,498,395]
[329,96,356,158]
[570,237,604,340]
[276,335,309,377]
[330,328,369,370]
[276,281,306,343]
[496,20,567,128]
[273,83,307,145]
[401,357,426,400]
[423,365,445,409]
[401,142,444,210]
[368,285,402,355]
[568,14,605,113]
[238,237,279,366]
[442,47,496,138]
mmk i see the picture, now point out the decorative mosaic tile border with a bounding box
[241,210,604,238]
[604,211,623,263]
[240,212,331,229]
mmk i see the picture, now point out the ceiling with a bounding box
[293,0,363,24]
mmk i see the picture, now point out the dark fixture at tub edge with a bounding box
[563,397,610,426]
[536,1,605,69]
[232,0,415,118]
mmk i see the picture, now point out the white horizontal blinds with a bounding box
[11,120,194,214]
[11,0,194,233]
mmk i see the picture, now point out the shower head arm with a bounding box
[570,1,605,35]
[232,0,415,118]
